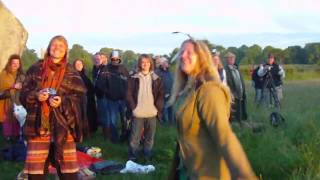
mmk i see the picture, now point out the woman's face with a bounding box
[11,59,20,72]
[180,42,198,75]
[74,60,84,71]
[212,55,220,66]
[49,39,67,62]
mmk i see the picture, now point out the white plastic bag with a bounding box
[13,103,27,127]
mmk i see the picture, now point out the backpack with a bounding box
[270,112,285,127]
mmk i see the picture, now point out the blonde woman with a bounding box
[168,39,256,180]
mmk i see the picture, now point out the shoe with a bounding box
[128,149,137,161]
[143,149,152,162]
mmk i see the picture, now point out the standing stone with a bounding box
[0,1,28,70]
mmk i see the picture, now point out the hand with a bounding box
[38,90,49,102]
[13,82,22,90]
[49,96,61,108]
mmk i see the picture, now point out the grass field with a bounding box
[0,79,320,179]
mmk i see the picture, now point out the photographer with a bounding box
[257,53,285,108]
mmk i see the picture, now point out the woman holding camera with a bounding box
[20,35,86,180]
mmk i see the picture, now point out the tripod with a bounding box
[260,69,281,110]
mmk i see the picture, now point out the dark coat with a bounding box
[92,65,107,99]
[96,63,129,101]
[78,70,98,133]
[225,64,248,121]
[126,72,164,120]
[264,63,283,87]
[252,67,264,89]
[20,60,87,159]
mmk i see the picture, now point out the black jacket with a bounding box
[92,65,107,99]
[96,63,129,100]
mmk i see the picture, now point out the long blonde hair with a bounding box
[168,39,221,105]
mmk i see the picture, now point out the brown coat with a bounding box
[0,70,25,123]
[126,72,164,120]
[173,81,256,180]
[20,60,87,145]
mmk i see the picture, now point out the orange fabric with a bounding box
[40,57,66,120]
[24,134,79,174]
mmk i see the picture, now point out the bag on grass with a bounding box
[89,160,125,175]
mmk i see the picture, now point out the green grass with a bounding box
[1,79,320,179]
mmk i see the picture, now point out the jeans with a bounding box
[105,99,126,142]
[254,88,263,104]
[163,106,173,124]
[262,85,283,108]
[96,98,108,127]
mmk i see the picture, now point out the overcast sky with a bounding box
[2,0,320,55]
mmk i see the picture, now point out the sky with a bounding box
[2,0,320,55]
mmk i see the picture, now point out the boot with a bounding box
[28,174,45,180]
[59,173,78,180]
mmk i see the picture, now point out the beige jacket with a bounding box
[175,81,257,180]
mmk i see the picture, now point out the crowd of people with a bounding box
[0,35,286,179]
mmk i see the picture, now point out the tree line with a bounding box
[21,40,320,72]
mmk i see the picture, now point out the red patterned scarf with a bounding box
[41,57,67,118]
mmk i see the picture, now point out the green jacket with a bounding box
[173,81,256,180]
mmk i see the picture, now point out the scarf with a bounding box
[40,57,66,129]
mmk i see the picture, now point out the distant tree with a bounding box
[212,45,226,54]
[284,46,307,64]
[237,45,249,63]
[122,50,138,71]
[304,43,320,64]
[22,47,38,70]
[240,44,262,65]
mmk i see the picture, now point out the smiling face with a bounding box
[49,39,67,63]
[11,59,20,72]
[180,42,198,75]
[140,58,151,73]
[74,60,84,71]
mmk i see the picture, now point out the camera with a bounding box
[42,88,57,97]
